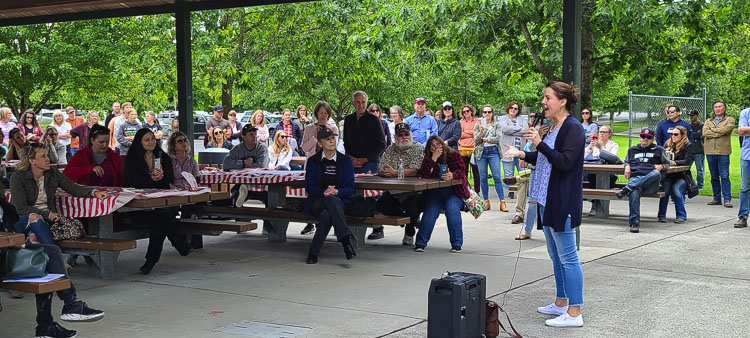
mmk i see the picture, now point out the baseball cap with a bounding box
[414,97,426,104]
[639,128,655,138]
[213,104,224,112]
[317,126,335,140]
[242,124,257,133]
[394,123,410,134]
[442,101,452,108]
[688,110,699,116]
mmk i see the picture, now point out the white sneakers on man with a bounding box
[537,303,568,316]
[236,185,248,208]
[545,313,584,327]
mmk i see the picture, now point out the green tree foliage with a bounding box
[0,0,747,122]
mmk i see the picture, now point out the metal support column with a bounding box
[562,0,582,120]
[176,0,194,149]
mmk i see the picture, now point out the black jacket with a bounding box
[625,143,671,178]
[690,121,704,154]
[1,199,20,233]
[524,115,585,232]
[124,152,175,189]
[343,112,386,163]
[663,142,693,182]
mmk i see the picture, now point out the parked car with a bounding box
[37,110,68,123]
[193,115,207,139]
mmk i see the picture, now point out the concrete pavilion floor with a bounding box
[1,194,749,337]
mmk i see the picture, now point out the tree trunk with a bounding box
[221,76,233,111]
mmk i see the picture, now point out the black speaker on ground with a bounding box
[427,272,486,338]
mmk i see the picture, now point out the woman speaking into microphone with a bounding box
[503,81,586,328]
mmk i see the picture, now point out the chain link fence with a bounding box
[628,89,706,147]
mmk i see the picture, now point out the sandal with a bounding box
[515,233,531,240]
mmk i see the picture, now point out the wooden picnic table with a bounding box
[290,156,306,167]
[79,190,228,278]
[250,176,463,245]
[584,164,690,218]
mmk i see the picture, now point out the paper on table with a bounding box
[4,273,65,283]
[182,172,199,189]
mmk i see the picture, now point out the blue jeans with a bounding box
[354,161,380,174]
[690,153,705,190]
[658,178,687,220]
[739,159,750,219]
[524,169,537,234]
[502,158,520,179]
[706,154,731,202]
[415,187,463,248]
[14,213,55,245]
[627,170,661,225]
[540,205,584,306]
[477,146,505,200]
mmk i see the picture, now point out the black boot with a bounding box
[342,236,357,260]
[306,254,318,264]
[139,260,156,274]
[367,226,384,240]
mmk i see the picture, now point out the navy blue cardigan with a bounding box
[524,115,585,232]
[304,150,355,214]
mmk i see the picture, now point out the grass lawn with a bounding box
[479,126,742,199]
[610,135,740,198]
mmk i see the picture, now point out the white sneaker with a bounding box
[236,185,248,208]
[537,303,568,316]
[402,235,414,246]
[545,313,583,327]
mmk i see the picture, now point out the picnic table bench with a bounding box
[584,164,689,218]
[197,168,463,249]
[54,188,232,278]
[0,232,71,294]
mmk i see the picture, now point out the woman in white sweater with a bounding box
[584,125,620,216]
[268,130,293,170]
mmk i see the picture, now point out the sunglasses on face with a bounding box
[509,107,519,111]
[483,110,493,114]
[371,109,380,112]
[582,111,591,115]
[462,110,471,114]
[671,133,681,136]
[668,110,677,114]
[228,114,236,116]
[640,135,654,140]
[278,135,288,139]
[176,138,187,144]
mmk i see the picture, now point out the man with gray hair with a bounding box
[343,90,386,174]
[369,122,425,243]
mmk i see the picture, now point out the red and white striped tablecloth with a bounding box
[199,169,382,197]
[54,187,211,218]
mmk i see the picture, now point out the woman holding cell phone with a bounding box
[124,128,192,274]
[414,135,470,253]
